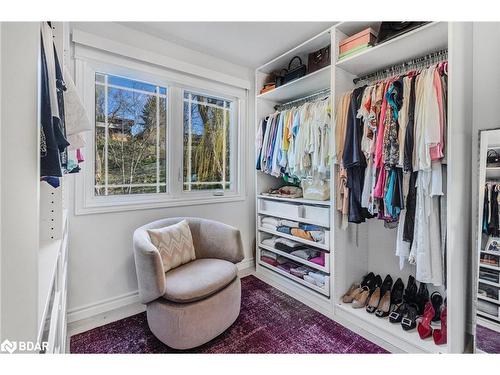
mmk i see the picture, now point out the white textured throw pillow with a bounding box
[147,220,196,272]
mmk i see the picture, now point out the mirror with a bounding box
[474,129,500,353]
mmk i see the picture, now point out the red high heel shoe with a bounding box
[417,301,435,339]
[433,307,447,345]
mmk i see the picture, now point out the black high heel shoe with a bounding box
[384,277,404,319]
[401,303,419,331]
[415,282,429,316]
[404,275,417,304]
[361,272,375,287]
[390,276,414,323]
[374,275,394,317]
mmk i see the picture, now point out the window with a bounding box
[95,73,167,196]
[74,51,247,214]
[183,92,233,191]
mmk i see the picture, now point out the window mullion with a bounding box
[155,86,160,193]
[104,75,109,196]
[222,102,227,191]
[187,95,192,192]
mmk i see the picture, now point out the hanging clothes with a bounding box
[40,23,70,178]
[255,97,331,180]
[334,60,448,286]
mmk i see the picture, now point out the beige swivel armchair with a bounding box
[133,217,244,349]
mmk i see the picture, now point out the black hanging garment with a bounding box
[40,33,69,177]
[403,75,416,173]
[488,185,499,237]
[53,46,70,169]
[483,185,490,234]
[343,86,372,223]
[403,171,418,244]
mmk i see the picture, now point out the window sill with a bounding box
[74,193,247,216]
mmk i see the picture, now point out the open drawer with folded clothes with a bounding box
[260,216,329,245]
[259,252,330,293]
[259,234,330,273]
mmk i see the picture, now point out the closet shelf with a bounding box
[486,167,500,179]
[257,28,331,74]
[258,243,330,273]
[478,295,500,305]
[481,250,500,256]
[257,194,331,207]
[256,66,330,104]
[335,22,448,77]
[479,278,500,288]
[478,311,500,323]
[336,302,446,353]
[38,209,68,333]
[258,210,329,228]
[258,260,330,296]
[258,226,329,251]
[480,263,500,271]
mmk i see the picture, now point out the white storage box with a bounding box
[301,205,330,227]
[259,199,303,217]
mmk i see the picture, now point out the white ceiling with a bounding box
[120,22,336,68]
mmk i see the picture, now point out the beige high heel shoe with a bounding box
[352,286,370,308]
[366,287,381,313]
[342,283,362,303]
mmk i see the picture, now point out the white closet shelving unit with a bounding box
[255,22,472,353]
[37,21,70,354]
[476,143,500,333]
[255,28,335,315]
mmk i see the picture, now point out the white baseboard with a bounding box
[237,257,255,271]
[67,258,255,338]
[67,290,141,324]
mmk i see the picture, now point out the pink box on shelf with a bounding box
[339,27,377,55]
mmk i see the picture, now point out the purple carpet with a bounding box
[477,324,500,353]
[70,275,387,354]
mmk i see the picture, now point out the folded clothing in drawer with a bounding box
[289,249,320,261]
[480,268,500,283]
[478,299,499,316]
[479,282,499,300]
[480,254,499,267]
[261,236,306,252]
[261,216,299,231]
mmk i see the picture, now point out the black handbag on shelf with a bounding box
[282,56,307,85]
[375,22,429,45]
[488,149,500,167]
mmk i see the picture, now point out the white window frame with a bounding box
[74,46,247,215]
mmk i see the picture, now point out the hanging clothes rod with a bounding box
[274,88,331,110]
[353,49,448,85]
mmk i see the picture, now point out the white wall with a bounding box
[0,22,40,342]
[66,22,256,320]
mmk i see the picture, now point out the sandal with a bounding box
[342,283,361,303]
[415,282,429,315]
[353,274,381,308]
[352,286,370,308]
[430,292,443,323]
